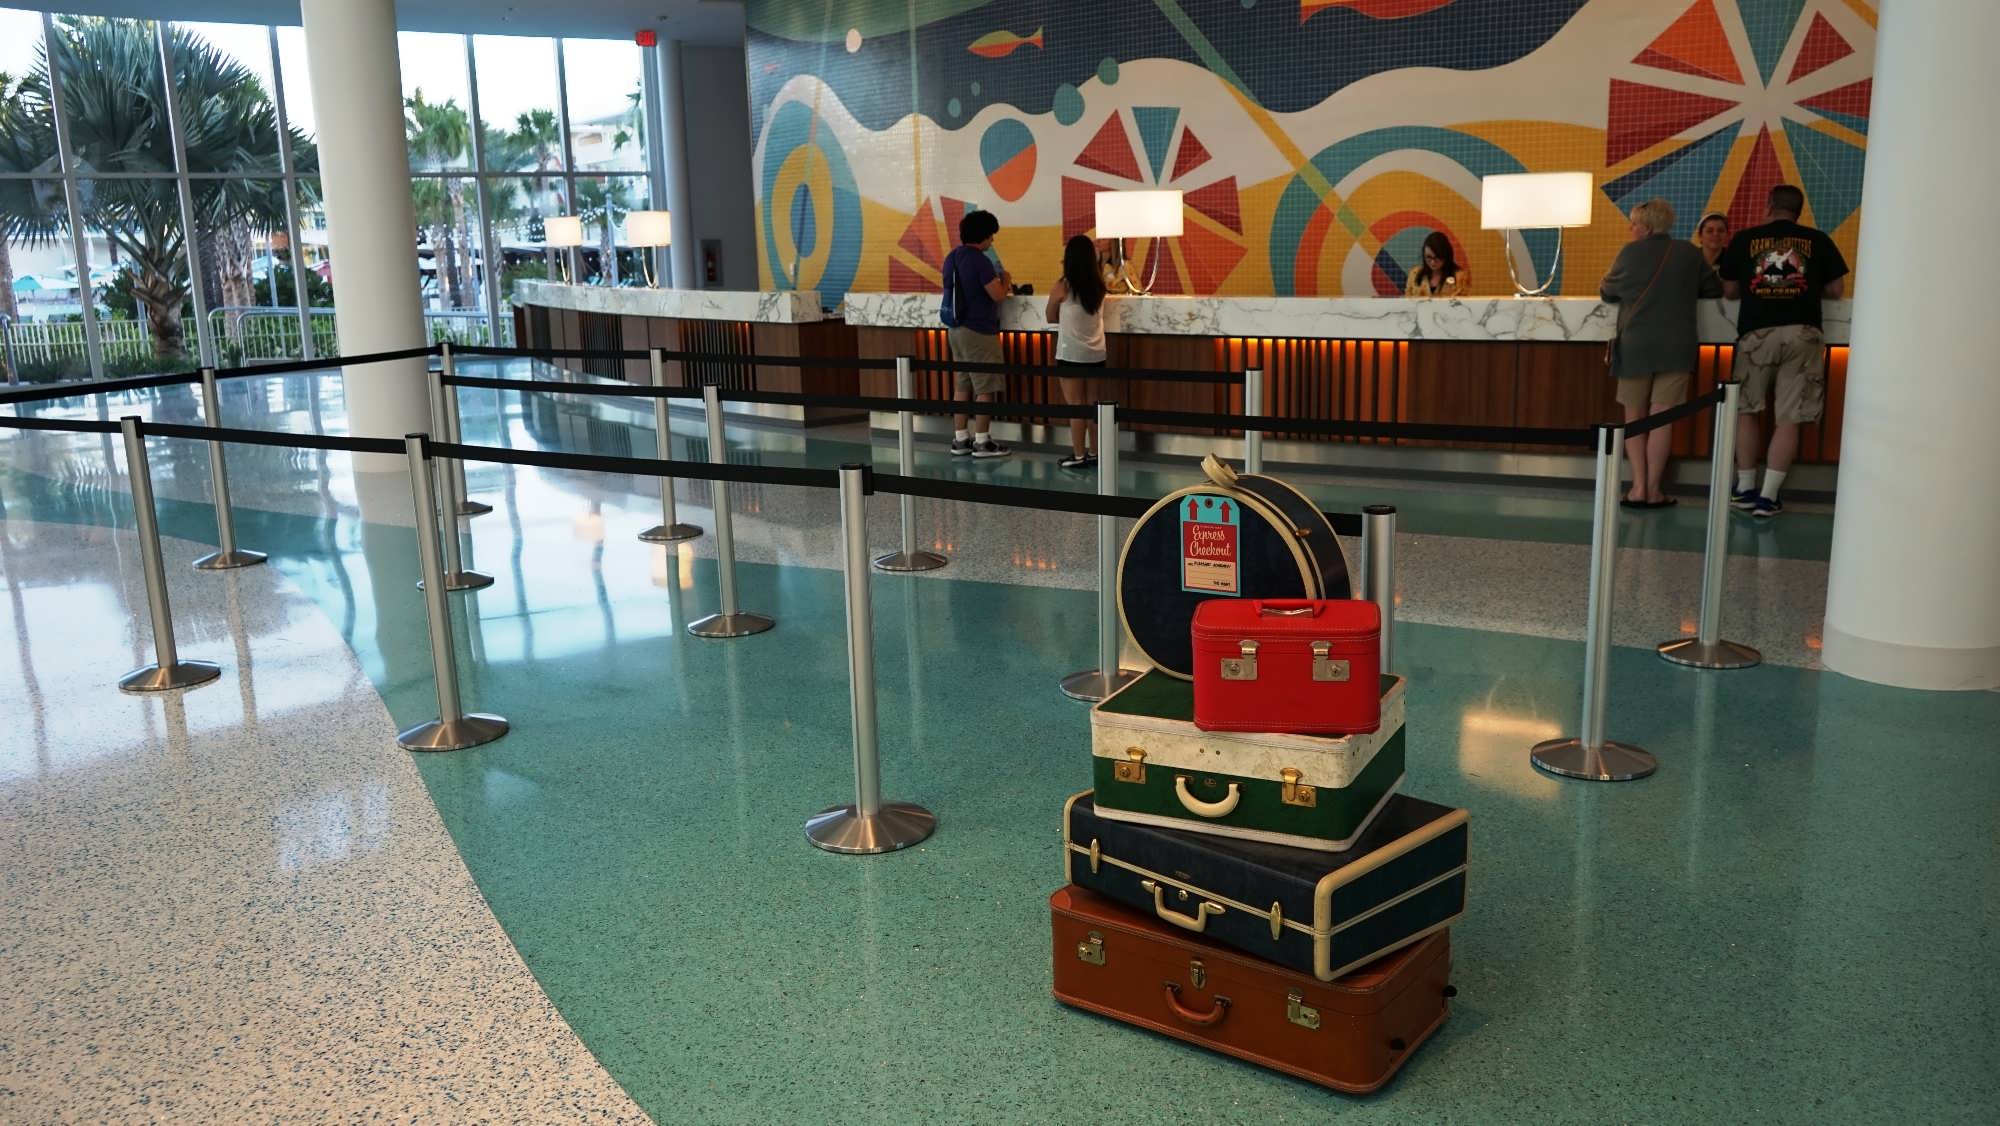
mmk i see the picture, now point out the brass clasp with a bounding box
[1076,931,1106,965]
[1286,991,1321,1030]
[1280,766,1317,808]
[1114,747,1147,784]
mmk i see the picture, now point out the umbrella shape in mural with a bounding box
[1057,107,1246,295]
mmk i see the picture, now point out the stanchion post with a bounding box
[191,365,267,571]
[439,343,491,517]
[1060,401,1142,702]
[397,434,508,751]
[116,415,221,693]
[638,346,702,543]
[1532,425,1657,782]
[1658,381,1760,669]
[1243,366,1265,475]
[874,354,948,572]
[1360,504,1397,674]
[687,384,775,638]
[806,464,938,853]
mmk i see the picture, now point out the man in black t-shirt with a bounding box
[1717,183,1848,518]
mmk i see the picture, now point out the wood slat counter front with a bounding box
[841,293,1853,467]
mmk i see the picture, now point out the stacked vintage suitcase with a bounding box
[1050,461,1467,1094]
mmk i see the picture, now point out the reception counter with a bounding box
[511,281,1854,476]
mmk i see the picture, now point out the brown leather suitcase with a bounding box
[1050,885,1451,1094]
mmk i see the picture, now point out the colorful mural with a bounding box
[747,0,1875,303]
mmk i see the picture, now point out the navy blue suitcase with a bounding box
[1062,791,1467,981]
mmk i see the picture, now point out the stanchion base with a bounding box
[688,611,775,639]
[457,500,493,517]
[805,801,937,854]
[193,549,268,571]
[1059,667,1144,703]
[1656,638,1762,670]
[119,660,222,694]
[638,523,703,543]
[873,550,949,573]
[1530,738,1658,782]
[417,570,494,592]
[397,712,509,752]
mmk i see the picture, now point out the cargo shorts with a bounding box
[1733,324,1826,425]
[947,326,1007,396]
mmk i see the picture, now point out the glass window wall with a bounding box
[0,7,661,380]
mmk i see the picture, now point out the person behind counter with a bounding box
[1048,235,1109,469]
[1601,197,1721,509]
[939,210,1014,458]
[1695,212,1730,280]
[1405,232,1465,297]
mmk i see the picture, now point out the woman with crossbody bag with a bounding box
[1601,198,1722,508]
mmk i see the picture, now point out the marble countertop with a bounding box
[838,292,1853,345]
[513,280,824,324]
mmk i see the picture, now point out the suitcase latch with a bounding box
[1114,747,1146,784]
[1286,991,1321,1030]
[1311,641,1350,682]
[1280,767,1317,808]
[1220,640,1259,681]
[1076,931,1106,966]
[1189,960,1206,989]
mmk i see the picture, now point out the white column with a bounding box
[1823,0,2000,689]
[300,0,430,460]
[654,37,696,289]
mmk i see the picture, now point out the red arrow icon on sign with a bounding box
[1188,499,1199,519]
[1221,501,1232,522]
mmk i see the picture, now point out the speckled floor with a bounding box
[2,370,1995,1124]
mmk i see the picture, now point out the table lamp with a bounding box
[625,210,671,288]
[545,215,584,284]
[1095,189,1184,295]
[1479,172,1593,296]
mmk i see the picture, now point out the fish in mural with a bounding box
[968,28,1044,59]
[1301,0,1458,21]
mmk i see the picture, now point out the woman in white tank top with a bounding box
[1046,235,1109,469]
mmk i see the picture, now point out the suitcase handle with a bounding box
[1255,599,1321,617]
[1174,776,1242,819]
[1162,982,1230,1028]
[1141,879,1225,933]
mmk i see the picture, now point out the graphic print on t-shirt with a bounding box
[1746,236,1814,300]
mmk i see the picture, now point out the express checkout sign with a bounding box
[1180,493,1240,594]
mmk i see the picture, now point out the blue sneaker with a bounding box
[1751,495,1783,519]
[1729,487,1758,511]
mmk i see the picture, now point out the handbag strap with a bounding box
[1619,242,1672,331]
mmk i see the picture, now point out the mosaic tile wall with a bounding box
[746,0,1875,304]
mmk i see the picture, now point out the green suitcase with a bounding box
[1090,670,1405,852]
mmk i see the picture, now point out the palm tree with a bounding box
[0,70,24,333]
[573,176,635,286]
[513,109,565,212]
[405,90,474,309]
[0,18,309,359]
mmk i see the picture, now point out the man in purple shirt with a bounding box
[939,211,1014,457]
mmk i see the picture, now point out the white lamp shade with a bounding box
[1479,172,1595,230]
[625,210,671,247]
[1095,190,1185,239]
[544,215,584,247]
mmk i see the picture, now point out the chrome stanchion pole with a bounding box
[1360,504,1397,674]
[116,416,221,693]
[1243,366,1265,475]
[420,355,492,592]
[1659,381,1760,669]
[397,434,508,752]
[191,366,266,571]
[638,346,701,543]
[1061,401,1142,702]
[687,384,775,638]
[874,354,947,572]
[1532,425,1656,781]
[807,463,938,853]
[440,343,491,517]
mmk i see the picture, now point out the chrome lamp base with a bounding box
[805,802,937,854]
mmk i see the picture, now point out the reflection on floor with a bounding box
[3,368,1995,1123]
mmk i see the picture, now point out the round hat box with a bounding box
[1117,457,1352,679]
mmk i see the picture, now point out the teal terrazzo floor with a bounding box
[0,449,1991,1124]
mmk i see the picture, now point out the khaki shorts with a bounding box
[1734,324,1826,424]
[1615,370,1691,410]
[947,327,1006,396]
